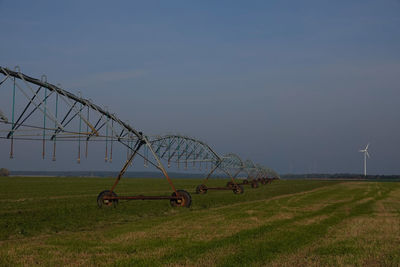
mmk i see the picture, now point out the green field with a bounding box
[0,177,399,266]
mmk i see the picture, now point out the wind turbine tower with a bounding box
[359,143,370,176]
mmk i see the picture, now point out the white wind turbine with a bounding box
[359,143,370,176]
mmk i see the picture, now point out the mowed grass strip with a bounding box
[268,184,400,267]
[0,177,333,240]
[0,178,399,266]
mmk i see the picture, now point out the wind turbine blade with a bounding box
[359,150,365,152]
[366,151,370,158]
[365,143,369,150]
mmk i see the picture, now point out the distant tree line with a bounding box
[281,173,400,180]
[0,168,10,176]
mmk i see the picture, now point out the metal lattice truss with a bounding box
[0,66,143,160]
[0,66,186,193]
[148,135,220,169]
[0,66,278,201]
[243,159,258,179]
[218,153,249,180]
[148,136,256,181]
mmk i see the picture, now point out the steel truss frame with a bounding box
[148,135,244,194]
[0,66,193,207]
[194,152,273,194]
[0,66,279,207]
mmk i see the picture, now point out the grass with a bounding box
[0,177,399,266]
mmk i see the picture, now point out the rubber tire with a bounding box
[97,190,118,208]
[170,190,192,208]
[233,185,244,194]
[243,179,249,185]
[251,181,259,188]
[196,184,208,194]
[261,178,267,185]
[226,181,234,189]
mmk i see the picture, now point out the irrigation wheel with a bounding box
[233,185,244,194]
[170,190,192,208]
[226,181,234,189]
[97,190,118,208]
[243,179,249,185]
[251,181,259,188]
[196,184,208,194]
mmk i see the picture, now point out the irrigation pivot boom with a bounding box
[0,66,192,208]
[148,135,245,194]
[0,65,280,207]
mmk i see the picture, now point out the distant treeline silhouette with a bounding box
[8,170,223,179]
[6,171,400,181]
[281,173,400,180]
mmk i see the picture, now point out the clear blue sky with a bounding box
[1,0,399,174]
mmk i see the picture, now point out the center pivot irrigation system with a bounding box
[0,66,279,208]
